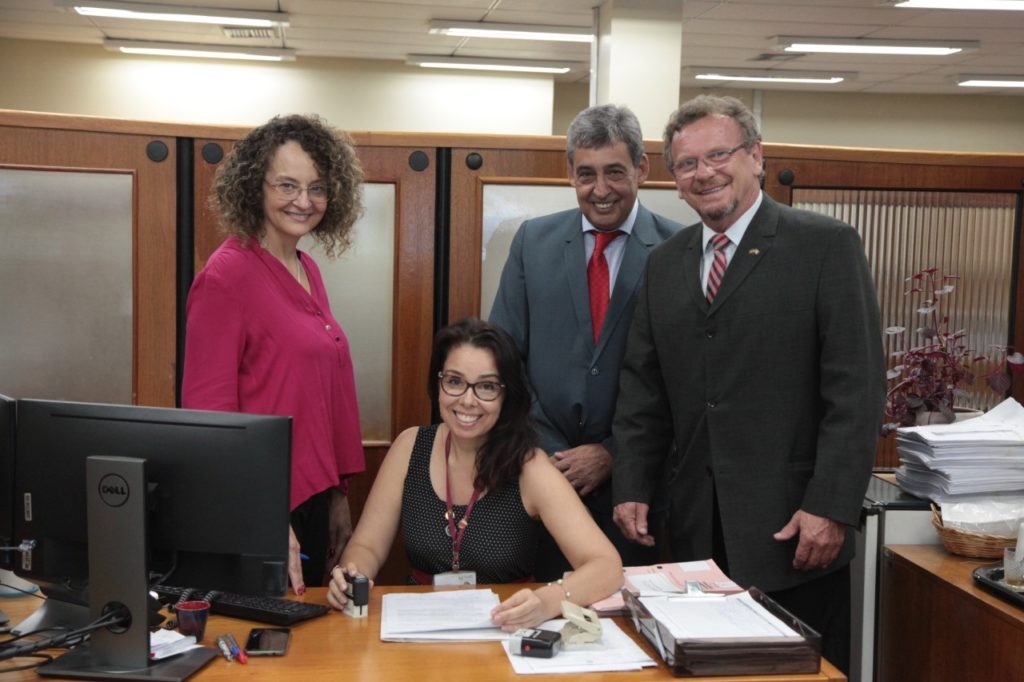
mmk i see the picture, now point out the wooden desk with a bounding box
[878,544,1024,682]
[0,585,845,681]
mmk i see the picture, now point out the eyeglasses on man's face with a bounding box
[264,179,329,202]
[438,371,504,401]
[671,143,748,179]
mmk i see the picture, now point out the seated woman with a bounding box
[327,318,622,630]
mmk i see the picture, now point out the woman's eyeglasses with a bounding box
[438,371,504,401]
[264,179,329,202]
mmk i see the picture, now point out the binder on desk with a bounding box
[624,588,822,677]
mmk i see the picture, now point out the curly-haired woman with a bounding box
[182,114,365,595]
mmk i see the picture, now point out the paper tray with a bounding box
[624,588,822,677]
[972,564,1024,608]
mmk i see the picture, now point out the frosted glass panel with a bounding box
[0,168,132,402]
[793,189,1016,411]
[480,184,698,319]
[301,182,394,441]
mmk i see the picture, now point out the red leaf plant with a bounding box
[883,267,1023,433]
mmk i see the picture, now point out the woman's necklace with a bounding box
[442,432,482,571]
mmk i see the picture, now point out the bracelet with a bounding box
[547,578,572,603]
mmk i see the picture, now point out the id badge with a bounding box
[434,570,477,586]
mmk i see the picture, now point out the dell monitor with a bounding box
[12,399,292,635]
[0,394,14,627]
[0,394,14,573]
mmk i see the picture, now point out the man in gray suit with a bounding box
[490,104,680,580]
[612,95,884,674]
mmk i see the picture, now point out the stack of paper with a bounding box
[589,559,742,616]
[895,398,1024,501]
[149,630,200,660]
[381,589,658,675]
[380,589,506,642]
[623,588,821,676]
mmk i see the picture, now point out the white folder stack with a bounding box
[895,398,1024,501]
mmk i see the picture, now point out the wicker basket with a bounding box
[931,504,1015,559]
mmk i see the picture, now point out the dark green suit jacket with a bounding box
[613,195,885,592]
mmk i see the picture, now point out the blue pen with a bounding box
[224,632,248,664]
[300,553,310,560]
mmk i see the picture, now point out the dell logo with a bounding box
[98,474,130,508]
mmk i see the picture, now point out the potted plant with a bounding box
[883,266,1022,433]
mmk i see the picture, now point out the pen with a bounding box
[224,632,248,664]
[215,635,234,662]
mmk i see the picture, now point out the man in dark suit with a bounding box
[612,95,884,674]
[490,104,681,580]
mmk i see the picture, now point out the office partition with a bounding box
[763,148,1024,467]
[0,114,178,406]
[2,109,1023,486]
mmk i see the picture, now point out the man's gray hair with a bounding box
[566,104,645,168]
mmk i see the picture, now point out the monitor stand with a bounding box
[38,456,216,681]
[11,598,91,636]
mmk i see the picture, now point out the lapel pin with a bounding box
[748,248,760,255]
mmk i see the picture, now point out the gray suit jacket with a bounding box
[490,205,681,456]
[613,195,885,592]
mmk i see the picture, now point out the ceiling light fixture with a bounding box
[774,36,978,55]
[104,39,295,61]
[692,69,852,84]
[57,0,289,27]
[406,55,575,74]
[428,20,592,43]
[889,0,1024,9]
[958,75,1024,88]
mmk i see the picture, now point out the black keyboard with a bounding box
[152,584,330,626]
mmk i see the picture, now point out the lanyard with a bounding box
[444,431,482,572]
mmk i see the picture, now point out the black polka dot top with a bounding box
[401,424,539,583]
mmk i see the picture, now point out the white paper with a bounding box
[895,398,1024,501]
[501,618,656,674]
[628,572,687,596]
[380,589,506,642]
[640,592,801,640]
[149,630,199,660]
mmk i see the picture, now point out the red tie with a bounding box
[588,230,622,344]
[706,233,730,303]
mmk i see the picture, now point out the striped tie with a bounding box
[706,233,731,303]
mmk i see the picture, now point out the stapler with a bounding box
[559,601,602,645]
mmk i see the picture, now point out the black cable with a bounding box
[0,607,128,662]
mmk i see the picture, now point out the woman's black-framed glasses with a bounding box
[438,371,504,401]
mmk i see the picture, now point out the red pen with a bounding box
[224,633,248,664]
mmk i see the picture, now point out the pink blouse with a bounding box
[182,236,365,510]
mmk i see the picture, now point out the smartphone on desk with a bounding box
[245,627,291,656]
